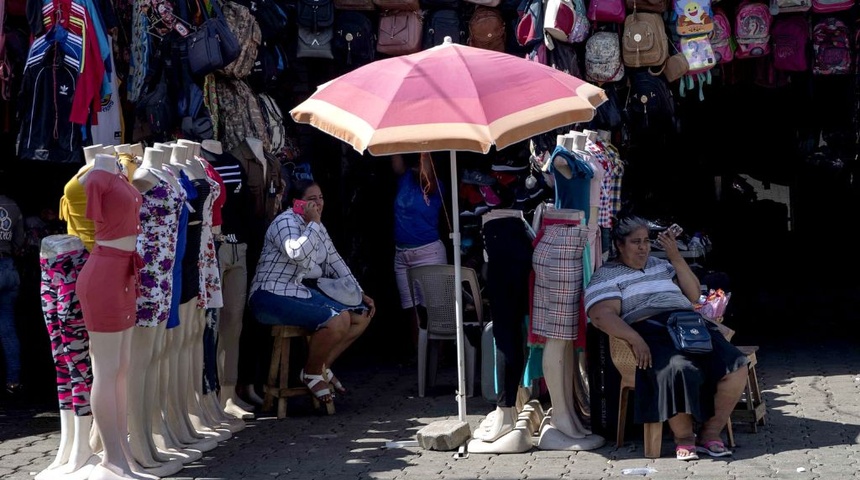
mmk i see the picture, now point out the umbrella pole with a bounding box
[449,150,467,423]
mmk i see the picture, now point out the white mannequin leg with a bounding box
[165,314,200,443]
[128,326,162,468]
[88,329,144,480]
[36,409,74,477]
[166,302,217,451]
[57,415,97,474]
[186,307,230,441]
[537,338,605,451]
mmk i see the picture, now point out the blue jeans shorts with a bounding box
[249,288,367,331]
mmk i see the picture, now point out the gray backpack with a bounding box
[585,31,624,83]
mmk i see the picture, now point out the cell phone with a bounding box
[293,199,307,215]
[668,223,683,237]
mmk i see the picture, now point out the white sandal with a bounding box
[325,368,346,394]
[300,370,333,402]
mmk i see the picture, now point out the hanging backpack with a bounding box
[734,1,771,59]
[672,0,713,36]
[585,30,625,83]
[771,15,808,72]
[587,0,625,24]
[377,10,423,56]
[811,0,852,13]
[543,0,575,46]
[621,12,668,68]
[710,8,733,64]
[468,6,505,51]
[678,34,715,100]
[775,0,811,13]
[257,93,286,153]
[567,0,589,43]
[297,0,335,32]
[424,8,465,48]
[516,0,545,48]
[625,0,669,13]
[812,17,851,75]
[624,69,676,130]
[333,11,377,66]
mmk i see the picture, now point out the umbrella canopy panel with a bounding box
[292,42,607,156]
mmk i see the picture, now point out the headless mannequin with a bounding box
[241,138,269,408]
[469,210,536,453]
[82,155,158,480]
[36,236,98,480]
[126,148,184,476]
[174,139,231,440]
[537,146,605,451]
[142,147,204,464]
[207,139,255,420]
[130,143,144,159]
[161,145,221,451]
[180,143,242,433]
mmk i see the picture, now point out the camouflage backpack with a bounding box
[219,1,262,79]
[215,76,271,152]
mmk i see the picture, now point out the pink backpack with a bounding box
[710,8,733,63]
[771,15,808,71]
[734,1,771,59]
[812,17,851,75]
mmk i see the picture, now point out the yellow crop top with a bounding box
[59,166,96,251]
[118,153,138,179]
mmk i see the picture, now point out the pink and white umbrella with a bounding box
[291,38,606,424]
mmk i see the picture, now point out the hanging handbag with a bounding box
[653,311,713,354]
[186,0,241,76]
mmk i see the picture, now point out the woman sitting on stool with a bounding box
[249,180,376,403]
[584,216,748,461]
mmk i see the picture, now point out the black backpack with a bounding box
[297,0,334,32]
[624,70,677,132]
[234,0,289,40]
[423,9,465,49]
[249,41,288,92]
[333,11,376,67]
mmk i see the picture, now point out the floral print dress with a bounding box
[136,172,182,327]
[197,163,223,310]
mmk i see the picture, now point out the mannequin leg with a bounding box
[151,327,202,464]
[536,338,605,451]
[187,306,229,440]
[165,320,199,444]
[543,338,588,439]
[128,327,162,468]
[88,329,140,479]
[36,410,74,479]
[216,243,254,417]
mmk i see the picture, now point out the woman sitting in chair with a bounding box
[584,216,748,461]
[249,180,376,404]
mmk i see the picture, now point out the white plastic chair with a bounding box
[407,264,482,398]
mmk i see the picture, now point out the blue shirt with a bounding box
[394,171,443,248]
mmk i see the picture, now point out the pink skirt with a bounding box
[78,245,141,333]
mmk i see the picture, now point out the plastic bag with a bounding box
[695,288,731,321]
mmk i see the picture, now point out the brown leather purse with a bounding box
[376,10,423,56]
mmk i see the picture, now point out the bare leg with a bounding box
[699,367,748,443]
[324,311,371,368]
[302,313,350,402]
[667,413,697,458]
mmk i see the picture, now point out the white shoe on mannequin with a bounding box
[220,385,254,419]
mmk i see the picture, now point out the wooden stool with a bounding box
[731,346,765,431]
[263,326,335,418]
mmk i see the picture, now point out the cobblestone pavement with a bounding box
[1,337,859,480]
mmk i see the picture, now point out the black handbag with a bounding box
[663,311,713,354]
[186,0,241,76]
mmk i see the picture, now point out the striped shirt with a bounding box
[584,256,693,324]
[250,210,361,299]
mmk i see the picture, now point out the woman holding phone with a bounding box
[249,180,376,403]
